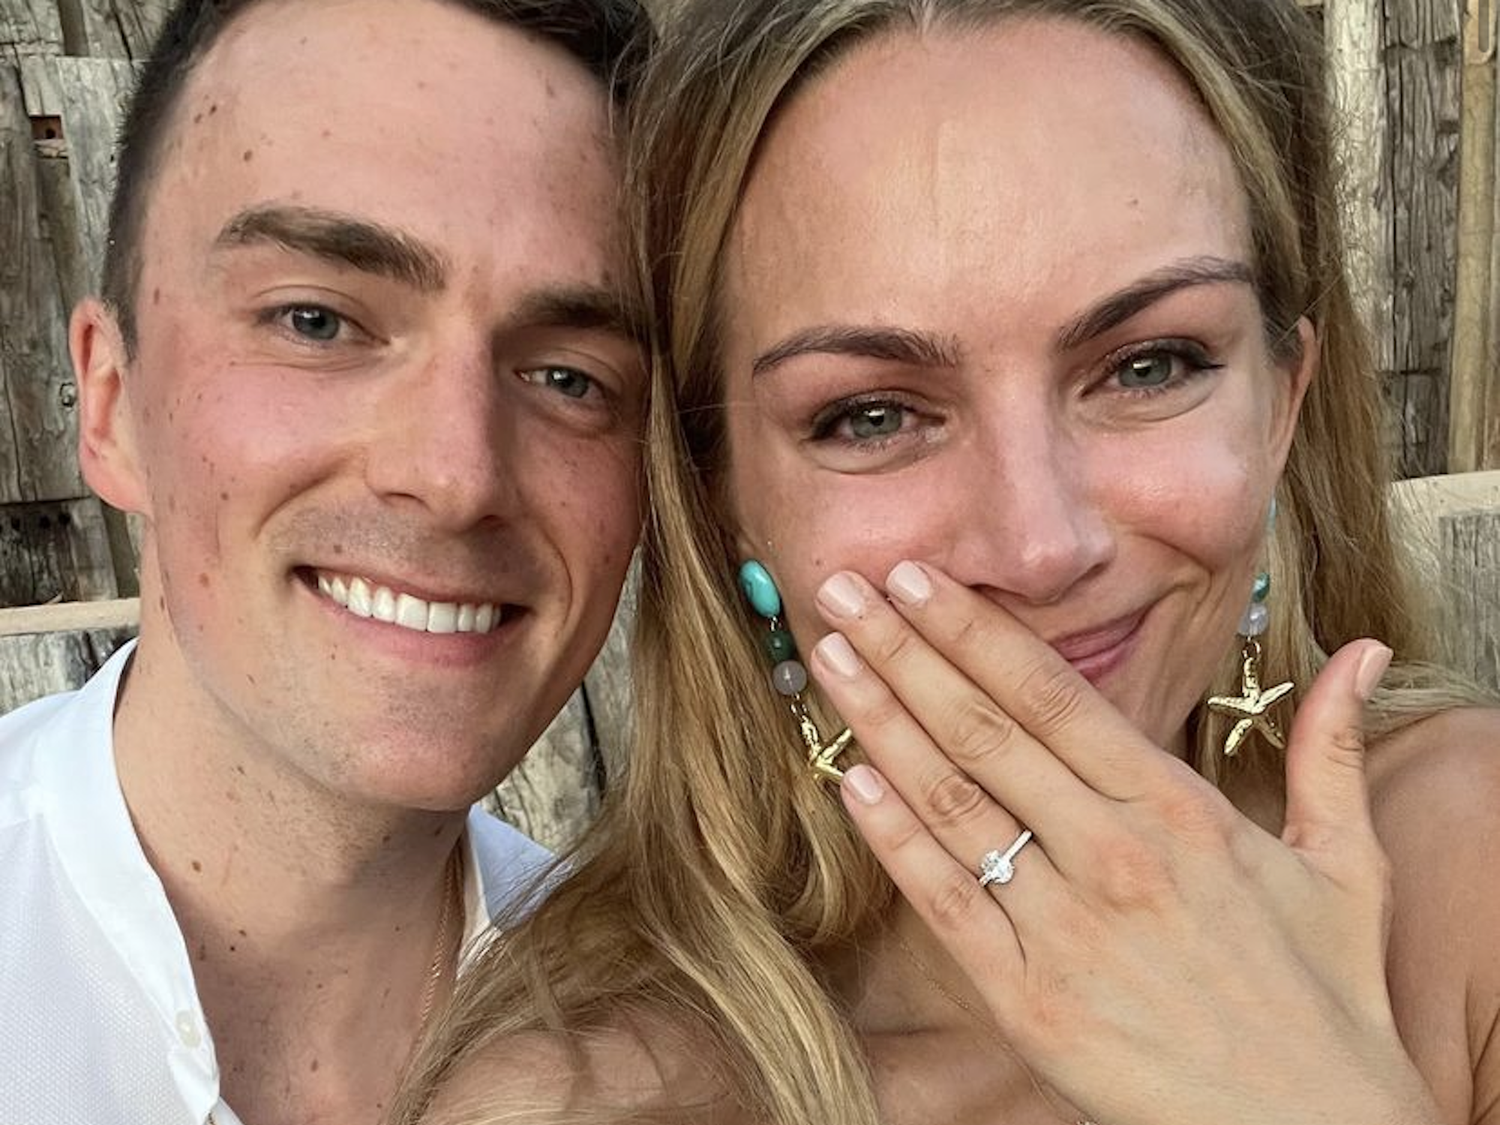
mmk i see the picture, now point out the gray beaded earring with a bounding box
[1206,501,1295,756]
[738,560,854,782]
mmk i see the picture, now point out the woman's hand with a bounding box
[809,560,1443,1125]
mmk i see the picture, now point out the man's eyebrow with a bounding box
[504,285,649,347]
[752,325,962,377]
[213,204,448,292]
[1054,256,1255,351]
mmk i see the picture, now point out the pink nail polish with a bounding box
[818,572,867,619]
[886,561,933,606]
[816,633,862,679]
[843,764,885,805]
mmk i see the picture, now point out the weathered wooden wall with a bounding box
[1,0,1498,851]
[1319,0,1500,477]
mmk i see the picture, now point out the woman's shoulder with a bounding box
[1365,705,1500,876]
[1365,706,1500,1120]
[1366,704,1500,816]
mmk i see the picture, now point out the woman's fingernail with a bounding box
[886,560,933,606]
[843,764,885,805]
[1353,643,1392,701]
[818,572,867,619]
[815,632,863,679]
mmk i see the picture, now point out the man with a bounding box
[0,0,649,1121]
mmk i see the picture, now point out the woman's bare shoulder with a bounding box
[1367,705,1500,811]
[1365,707,1500,1123]
[420,1014,740,1125]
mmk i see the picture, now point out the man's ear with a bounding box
[1269,316,1318,469]
[71,298,150,517]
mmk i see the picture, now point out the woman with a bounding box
[397,1,1500,1123]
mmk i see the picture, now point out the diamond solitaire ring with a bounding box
[978,829,1034,888]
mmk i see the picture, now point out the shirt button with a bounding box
[175,1010,202,1048]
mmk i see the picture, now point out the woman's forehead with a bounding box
[722,19,1252,351]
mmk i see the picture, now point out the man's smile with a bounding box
[310,568,510,634]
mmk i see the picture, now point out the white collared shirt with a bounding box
[0,642,551,1125]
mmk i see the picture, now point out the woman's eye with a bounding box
[810,397,919,446]
[521,366,596,400]
[1117,353,1176,389]
[283,305,342,342]
[1106,342,1222,395]
[849,402,905,439]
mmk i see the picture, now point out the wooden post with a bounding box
[1386,0,1465,477]
[1325,0,1398,452]
[1449,0,1500,471]
[0,62,85,504]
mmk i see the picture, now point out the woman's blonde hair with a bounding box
[396,2,1486,1123]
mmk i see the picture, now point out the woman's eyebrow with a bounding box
[1053,256,1254,351]
[752,325,962,378]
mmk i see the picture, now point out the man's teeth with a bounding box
[315,572,502,634]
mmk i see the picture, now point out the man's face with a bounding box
[97,0,643,808]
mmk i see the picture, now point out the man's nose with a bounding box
[945,418,1115,606]
[363,344,518,530]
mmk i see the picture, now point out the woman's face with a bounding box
[718,18,1313,752]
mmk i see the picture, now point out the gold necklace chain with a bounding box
[893,932,1002,1036]
[892,932,1098,1125]
[205,847,463,1125]
[415,846,463,1037]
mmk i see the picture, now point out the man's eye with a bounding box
[848,402,905,439]
[282,305,342,342]
[521,366,596,400]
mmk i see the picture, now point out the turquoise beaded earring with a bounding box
[738,560,854,782]
[1206,501,1295,756]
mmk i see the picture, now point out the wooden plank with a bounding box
[0,626,134,713]
[0,60,84,504]
[1387,0,1464,477]
[0,594,137,636]
[55,56,137,291]
[74,0,170,61]
[1449,0,1498,471]
[1439,507,1500,691]
[1391,467,1500,518]
[0,496,119,606]
[17,52,60,116]
[1325,0,1396,386]
[0,0,63,65]
[486,690,600,854]
[1390,470,1500,691]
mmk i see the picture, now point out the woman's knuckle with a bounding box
[1094,835,1174,908]
[922,769,989,828]
[1017,660,1085,733]
[874,622,923,667]
[1156,786,1230,844]
[927,872,988,933]
[1324,723,1368,773]
[859,687,907,732]
[947,697,1018,767]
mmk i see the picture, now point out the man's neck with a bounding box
[112,631,473,1125]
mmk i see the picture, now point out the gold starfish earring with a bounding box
[1207,568,1295,756]
[739,560,855,782]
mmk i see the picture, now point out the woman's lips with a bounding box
[1049,609,1148,683]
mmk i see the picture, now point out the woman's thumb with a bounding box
[1280,639,1391,857]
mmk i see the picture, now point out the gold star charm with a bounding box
[1206,638,1295,757]
[794,705,855,782]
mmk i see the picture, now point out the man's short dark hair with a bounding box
[100,0,651,354]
